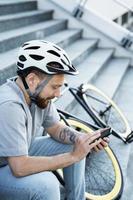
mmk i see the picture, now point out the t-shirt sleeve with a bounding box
[42,101,60,128]
[0,102,28,157]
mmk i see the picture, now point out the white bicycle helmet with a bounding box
[17,40,78,75]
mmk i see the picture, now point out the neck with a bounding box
[16,77,31,105]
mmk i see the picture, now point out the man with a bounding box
[0,40,108,200]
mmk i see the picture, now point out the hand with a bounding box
[92,129,110,152]
[72,131,102,162]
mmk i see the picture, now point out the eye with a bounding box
[52,85,59,90]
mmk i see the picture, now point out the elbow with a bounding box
[8,156,29,177]
[12,168,25,177]
[11,164,26,177]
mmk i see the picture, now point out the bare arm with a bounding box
[47,122,109,151]
[46,121,80,144]
[7,129,102,177]
[7,152,76,177]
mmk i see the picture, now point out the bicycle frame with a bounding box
[57,108,99,131]
[60,83,133,143]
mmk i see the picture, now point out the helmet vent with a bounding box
[19,55,27,62]
[61,59,69,67]
[53,45,61,51]
[63,54,70,65]
[47,62,64,72]
[22,43,29,47]
[41,41,48,44]
[29,54,44,60]
[47,50,60,57]
[17,62,24,68]
[24,46,40,50]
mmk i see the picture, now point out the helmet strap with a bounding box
[29,75,52,102]
[21,74,52,103]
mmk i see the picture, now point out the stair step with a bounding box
[67,48,114,87]
[0,10,54,32]
[93,58,130,98]
[113,67,133,128]
[66,38,98,66]
[0,0,37,15]
[0,19,67,53]
[45,29,82,49]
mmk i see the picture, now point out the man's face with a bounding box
[35,74,65,109]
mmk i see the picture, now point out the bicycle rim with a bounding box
[82,84,131,140]
[67,119,123,200]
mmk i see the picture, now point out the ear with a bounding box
[26,73,40,88]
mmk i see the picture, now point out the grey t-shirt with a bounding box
[0,77,60,166]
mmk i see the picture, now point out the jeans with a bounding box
[0,136,85,200]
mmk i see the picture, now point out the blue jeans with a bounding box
[0,136,85,200]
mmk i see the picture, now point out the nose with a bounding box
[54,88,61,98]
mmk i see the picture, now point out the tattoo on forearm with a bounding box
[59,127,77,144]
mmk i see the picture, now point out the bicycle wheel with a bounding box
[81,83,131,141]
[59,118,123,200]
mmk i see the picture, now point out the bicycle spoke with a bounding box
[84,87,129,137]
[86,93,108,105]
[85,151,115,195]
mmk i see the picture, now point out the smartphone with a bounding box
[91,127,112,144]
[99,127,112,139]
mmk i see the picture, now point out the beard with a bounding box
[35,95,54,109]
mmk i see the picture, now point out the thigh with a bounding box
[29,136,73,157]
[0,165,60,200]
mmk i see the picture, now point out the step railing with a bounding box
[113,0,133,13]
[51,0,133,51]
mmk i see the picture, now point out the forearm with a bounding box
[8,152,77,177]
[50,125,81,144]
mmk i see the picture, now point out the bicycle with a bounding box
[53,109,123,200]
[62,83,133,143]
[53,82,133,199]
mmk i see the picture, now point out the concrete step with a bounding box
[45,29,83,49]
[114,67,133,128]
[0,19,67,53]
[65,38,98,66]
[92,57,130,98]
[0,0,37,16]
[55,48,114,110]
[0,10,54,33]
[0,28,82,84]
[0,48,19,85]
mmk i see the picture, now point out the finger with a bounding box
[87,132,101,144]
[96,143,104,150]
[100,139,109,147]
[89,138,102,149]
[103,137,110,143]
[93,146,100,152]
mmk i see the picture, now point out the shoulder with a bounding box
[0,101,27,122]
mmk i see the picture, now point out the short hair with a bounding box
[17,67,46,80]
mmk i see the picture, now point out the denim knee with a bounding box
[30,172,60,200]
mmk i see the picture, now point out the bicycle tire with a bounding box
[80,83,131,141]
[59,118,123,200]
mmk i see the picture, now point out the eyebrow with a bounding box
[52,84,63,87]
